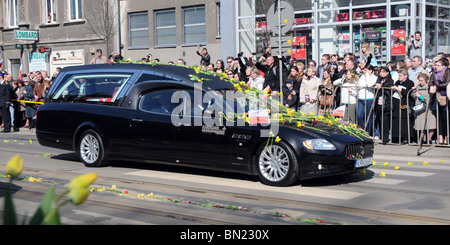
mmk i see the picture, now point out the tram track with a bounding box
[2,162,450,225]
[2,146,450,225]
[3,184,241,225]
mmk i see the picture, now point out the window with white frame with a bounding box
[217,3,221,37]
[129,12,150,48]
[7,0,18,27]
[155,9,177,46]
[69,0,82,20]
[46,0,57,23]
[183,6,206,44]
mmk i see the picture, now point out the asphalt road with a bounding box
[2,129,450,231]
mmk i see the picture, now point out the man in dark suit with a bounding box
[0,73,13,133]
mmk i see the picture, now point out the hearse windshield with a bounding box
[50,73,133,103]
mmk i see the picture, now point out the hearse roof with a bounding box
[60,63,235,91]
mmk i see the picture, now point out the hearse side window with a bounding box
[134,72,176,84]
[140,90,178,115]
[51,73,133,103]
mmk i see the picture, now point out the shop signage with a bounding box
[14,30,39,41]
[50,50,84,65]
[29,52,47,72]
[391,29,406,55]
[338,32,351,57]
[292,36,306,60]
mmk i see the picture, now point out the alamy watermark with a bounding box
[170,83,279,137]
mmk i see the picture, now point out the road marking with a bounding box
[125,170,364,200]
[370,168,435,177]
[362,178,408,185]
[61,210,154,225]
[10,200,154,225]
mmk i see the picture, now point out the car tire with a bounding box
[78,129,106,167]
[255,141,299,186]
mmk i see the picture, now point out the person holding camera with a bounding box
[196,45,210,66]
[407,31,423,59]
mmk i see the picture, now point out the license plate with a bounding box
[355,157,373,168]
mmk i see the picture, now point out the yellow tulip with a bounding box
[6,155,23,178]
[407,161,413,165]
[68,188,90,205]
[275,136,281,143]
[68,173,98,190]
[380,172,386,177]
[383,162,389,166]
[423,161,428,166]
[394,165,400,170]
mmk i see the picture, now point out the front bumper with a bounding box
[299,141,374,179]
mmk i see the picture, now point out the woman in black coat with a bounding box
[391,69,415,144]
[374,67,394,144]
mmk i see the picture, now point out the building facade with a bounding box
[232,0,449,65]
[1,0,448,78]
[119,0,222,65]
[0,0,115,78]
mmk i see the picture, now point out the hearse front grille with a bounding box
[345,142,374,160]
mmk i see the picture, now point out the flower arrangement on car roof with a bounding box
[113,59,369,139]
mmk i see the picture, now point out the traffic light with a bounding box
[39,46,46,53]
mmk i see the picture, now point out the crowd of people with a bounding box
[0,68,59,133]
[181,41,450,146]
[1,41,450,146]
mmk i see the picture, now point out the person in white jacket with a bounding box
[247,67,264,91]
[357,65,378,134]
[333,70,358,123]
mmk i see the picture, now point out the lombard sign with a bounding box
[14,30,39,41]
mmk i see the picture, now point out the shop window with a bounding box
[319,0,350,8]
[438,22,450,54]
[352,7,386,21]
[352,0,385,6]
[292,13,313,27]
[255,0,274,15]
[438,8,449,20]
[335,26,351,57]
[426,5,437,18]
[353,24,387,66]
[291,0,313,11]
[391,4,410,18]
[335,12,350,22]
[320,10,348,24]
[390,20,408,61]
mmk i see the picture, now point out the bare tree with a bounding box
[85,0,122,55]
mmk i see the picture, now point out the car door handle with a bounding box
[132,118,143,123]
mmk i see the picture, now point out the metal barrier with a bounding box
[311,84,450,147]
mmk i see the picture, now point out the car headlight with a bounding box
[303,139,336,150]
